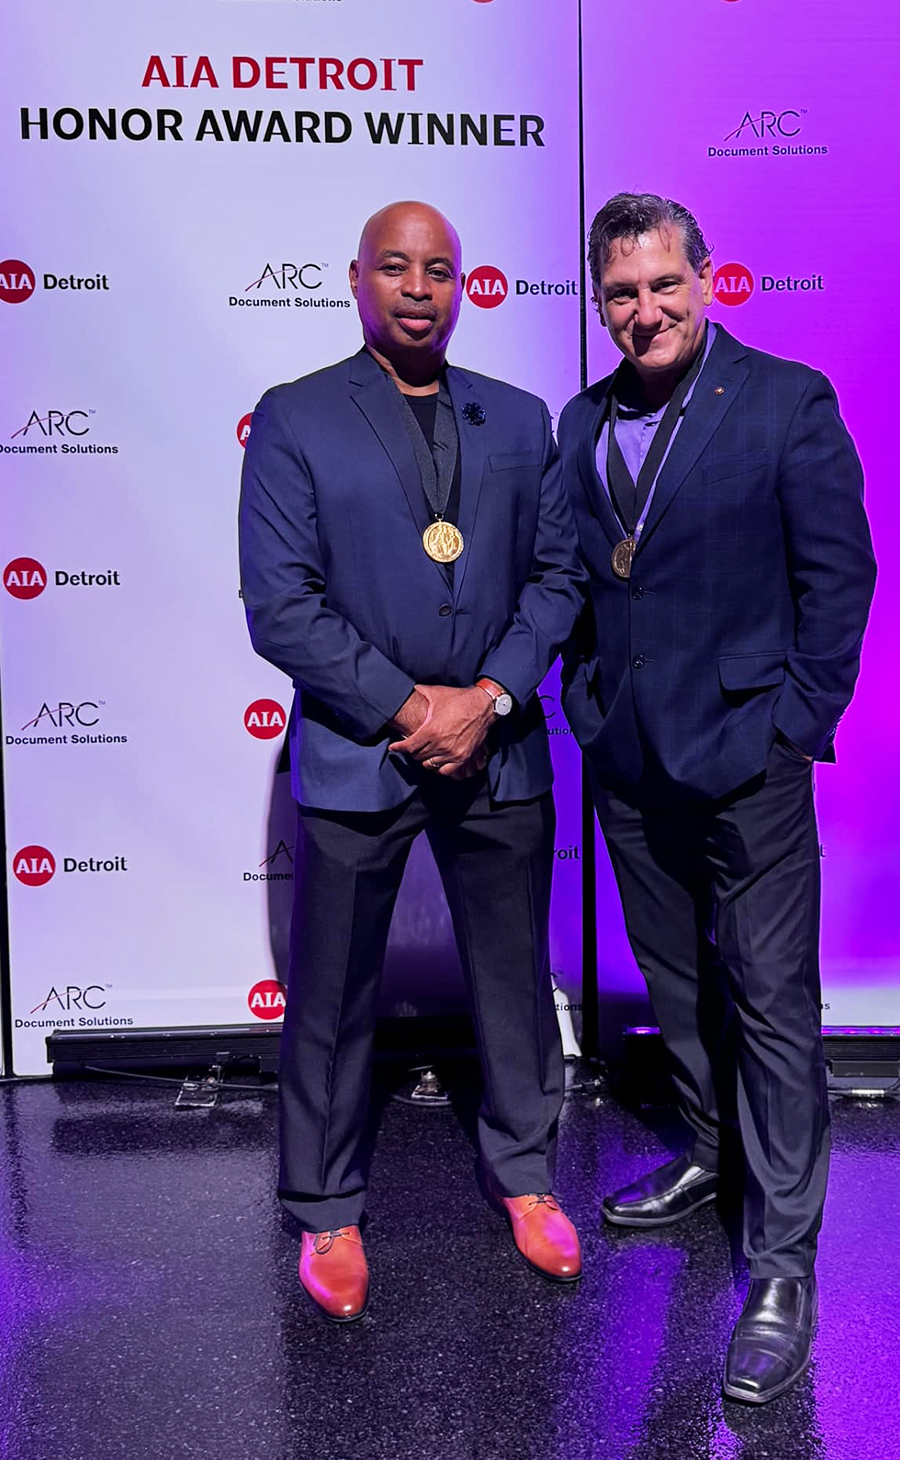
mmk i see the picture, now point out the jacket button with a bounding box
[632,654,645,670]
[631,586,644,601]
[438,603,452,617]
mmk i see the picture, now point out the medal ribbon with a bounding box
[606,327,708,542]
[394,376,459,523]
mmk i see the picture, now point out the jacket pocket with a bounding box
[487,450,541,471]
[718,651,786,692]
[701,450,770,485]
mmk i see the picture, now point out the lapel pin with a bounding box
[714,386,725,395]
[462,401,486,426]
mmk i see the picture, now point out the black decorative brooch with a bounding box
[462,401,486,426]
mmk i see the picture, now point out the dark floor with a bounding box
[0,1067,897,1460]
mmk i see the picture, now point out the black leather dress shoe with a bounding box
[601,1152,718,1228]
[723,1275,818,1404]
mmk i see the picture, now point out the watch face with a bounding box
[494,693,513,717]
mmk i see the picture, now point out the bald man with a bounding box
[239,202,585,1321]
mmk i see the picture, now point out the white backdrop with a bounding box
[1,0,584,1075]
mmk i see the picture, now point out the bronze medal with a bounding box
[611,537,636,580]
[423,520,464,564]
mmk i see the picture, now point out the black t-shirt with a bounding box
[405,391,462,530]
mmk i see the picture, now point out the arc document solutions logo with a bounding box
[3,407,120,457]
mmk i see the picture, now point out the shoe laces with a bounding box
[526,1194,560,1213]
[313,1228,354,1255]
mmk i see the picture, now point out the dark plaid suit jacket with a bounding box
[558,325,876,800]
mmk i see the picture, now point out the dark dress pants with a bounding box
[592,738,829,1278]
[278,773,564,1232]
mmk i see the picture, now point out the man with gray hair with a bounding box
[559,192,875,1402]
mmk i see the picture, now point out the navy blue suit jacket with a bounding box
[559,325,876,801]
[239,348,585,811]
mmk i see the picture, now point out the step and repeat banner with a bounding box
[1,0,583,1075]
[582,0,900,1029]
[4,0,897,1076]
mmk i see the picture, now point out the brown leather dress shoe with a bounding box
[299,1227,369,1322]
[502,1194,582,1283]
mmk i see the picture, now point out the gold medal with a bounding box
[611,537,636,580]
[423,520,464,564]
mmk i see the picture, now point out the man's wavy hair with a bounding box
[587,193,712,289]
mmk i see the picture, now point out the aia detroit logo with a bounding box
[4,557,47,598]
[248,979,287,1021]
[244,699,287,738]
[0,259,35,304]
[13,845,56,886]
[713,261,824,306]
[713,262,754,307]
[4,558,121,597]
[237,413,252,448]
[466,265,508,309]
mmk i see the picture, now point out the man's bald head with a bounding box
[350,201,465,382]
[356,201,462,270]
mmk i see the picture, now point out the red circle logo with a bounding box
[13,845,56,887]
[0,260,36,305]
[713,262,754,307]
[4,557,47,599]
[244,698,287,739]
[248,979,287,1020]
[466,265,508,309]
[237,413,252,448]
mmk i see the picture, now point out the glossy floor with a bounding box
[0,1069,897,1460]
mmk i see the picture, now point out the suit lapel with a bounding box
[637,327,750,551]
[348,349,451,587]
[446,365,489,603]
[575,381,623,548]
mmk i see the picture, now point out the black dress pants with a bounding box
[592,738,829,1278]
[278,774,564,1232]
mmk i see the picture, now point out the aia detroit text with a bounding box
[762,274,824,292]
[21,108,545,148]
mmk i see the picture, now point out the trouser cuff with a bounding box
[279,1192,366,1235]
[748,1256,817,1280]
[688,1139,720,1173]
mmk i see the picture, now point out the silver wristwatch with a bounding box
[477,682,513,717]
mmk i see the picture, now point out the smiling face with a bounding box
[349,202,464,371]
[595,225,713,383]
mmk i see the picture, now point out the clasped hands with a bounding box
[389,684,494,779]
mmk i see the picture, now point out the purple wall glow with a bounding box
[581,0,900,1027]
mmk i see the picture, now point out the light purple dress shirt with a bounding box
[595,322,718,525]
